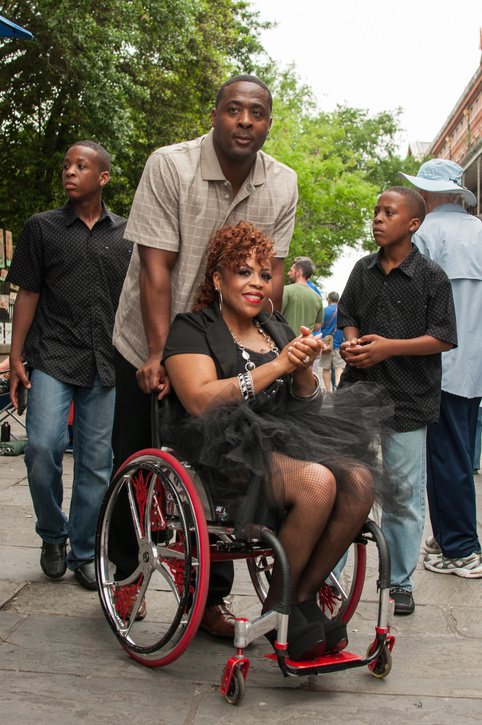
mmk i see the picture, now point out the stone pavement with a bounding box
[1,417,481,724]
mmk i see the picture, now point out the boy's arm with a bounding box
[345,334,453,369]
[9,288,39,408]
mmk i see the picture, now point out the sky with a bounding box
[249,0,482,295]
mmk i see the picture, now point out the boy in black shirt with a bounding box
[338,186,457,614]
[8,141,131,589]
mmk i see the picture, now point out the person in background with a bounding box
[399,160,482,577]
[282,256,324,334]
[7,141,131,589]
[318,292,345,391]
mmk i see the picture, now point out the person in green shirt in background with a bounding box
[282,256,324,334]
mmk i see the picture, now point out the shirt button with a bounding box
[225,194,230,199]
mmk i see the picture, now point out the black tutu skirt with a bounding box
[159,377,406,531]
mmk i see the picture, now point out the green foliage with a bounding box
[0,0,268,234]
[0,5,428,284]
[261,66,424,274]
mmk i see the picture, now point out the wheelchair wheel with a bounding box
[367,642,392,678]
[223,666,245,705]
[96,449,210,667]
[247,538,366,625]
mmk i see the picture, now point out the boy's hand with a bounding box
[344,334,392,368]
[340,338,359,363]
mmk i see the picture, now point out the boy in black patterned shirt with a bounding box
[337,186,456,615]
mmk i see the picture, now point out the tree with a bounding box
[262,66,427,275]
[0,0,269,235]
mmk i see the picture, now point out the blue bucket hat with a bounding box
[398,159,476,206]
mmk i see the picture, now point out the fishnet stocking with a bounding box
[262,453,374,611]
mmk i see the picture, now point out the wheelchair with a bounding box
[95,447,395,705]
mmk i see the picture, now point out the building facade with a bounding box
[428,55,482,215]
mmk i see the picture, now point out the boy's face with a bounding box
[62,145,109,201]
[372,191,421,249]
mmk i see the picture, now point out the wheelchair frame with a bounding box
[96,448,395,705]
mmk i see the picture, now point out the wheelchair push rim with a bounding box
[95,449,210,667]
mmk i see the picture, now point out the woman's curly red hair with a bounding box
[193,222,276,312]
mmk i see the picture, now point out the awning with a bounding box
[0,14,34,39]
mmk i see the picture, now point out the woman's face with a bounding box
[214,250,272,319]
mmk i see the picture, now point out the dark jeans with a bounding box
[426,391,481,558]
[110,349,233,605]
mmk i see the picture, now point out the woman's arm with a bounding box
[165,328,322,417]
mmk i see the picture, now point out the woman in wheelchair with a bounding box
[160,222,390,662]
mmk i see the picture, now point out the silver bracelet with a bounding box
[244,371,255,398]
[237,372,255,400]
[289,372,321,402]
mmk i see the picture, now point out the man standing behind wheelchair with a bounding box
[110,75,298,638]
[159,221,395,661]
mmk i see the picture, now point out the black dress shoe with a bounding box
[390,588,415,615]
[74,560,97,590]
[40,541,67,579]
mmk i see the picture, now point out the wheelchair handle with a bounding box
[151,393,162,449]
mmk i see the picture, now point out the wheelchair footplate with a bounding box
[222,620,395,705]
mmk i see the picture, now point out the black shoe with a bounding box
[74,560,97,590]
[298,599,348,653]
[265,605,326,661]
[40,541,67,579]
[390,588,415,615]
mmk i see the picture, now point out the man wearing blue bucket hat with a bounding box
[399,159,482,578]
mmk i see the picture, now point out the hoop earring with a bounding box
[265,298,274,322]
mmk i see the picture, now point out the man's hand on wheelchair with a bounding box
[136,356,172,399]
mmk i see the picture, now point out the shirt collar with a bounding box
[200,128,266,187]
[63,200,113,228]
[369,243,420,278]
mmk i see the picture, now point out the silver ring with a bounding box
[302,355,310,365]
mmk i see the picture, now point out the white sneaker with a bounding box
[423,551,482,578]
[424,536,441,555]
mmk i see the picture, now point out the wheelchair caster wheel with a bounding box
[367,643,392,678]
[223,666,245,705]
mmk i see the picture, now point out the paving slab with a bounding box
[1,451,481,723]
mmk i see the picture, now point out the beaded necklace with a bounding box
[229,320,279,372]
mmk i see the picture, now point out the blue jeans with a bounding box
[25,370,115,570]
[380,427,427,592]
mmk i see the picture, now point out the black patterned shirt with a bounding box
[337,244,457,432]
[7,202,132,387]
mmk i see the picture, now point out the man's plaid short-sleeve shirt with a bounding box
[113,130,298,368]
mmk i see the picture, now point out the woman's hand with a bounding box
[279,326,323,373]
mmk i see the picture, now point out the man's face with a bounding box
[287,263,297,283]
[62,145,109,201]
[211,81,272,167]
